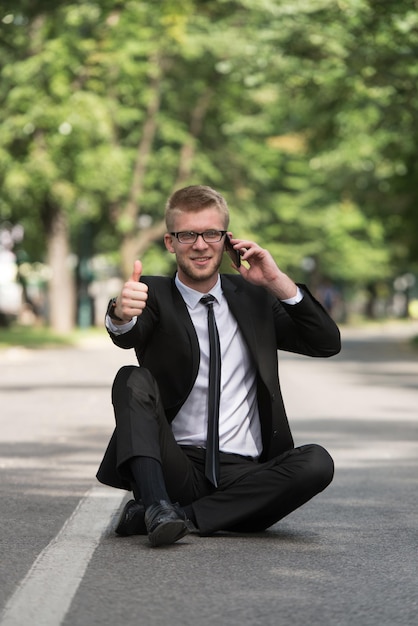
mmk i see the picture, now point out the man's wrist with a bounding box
[267,272,299,301]
[106,315,137,334]
[281,286,303,305]
[106,297,124,322]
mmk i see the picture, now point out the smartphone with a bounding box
[224,234,241,267]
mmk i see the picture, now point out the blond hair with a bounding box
[165,185,230,231]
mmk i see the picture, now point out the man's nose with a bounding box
[193,234,209,248]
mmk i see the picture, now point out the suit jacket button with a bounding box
[273,430,278,438]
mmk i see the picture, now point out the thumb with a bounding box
[130,260,142,282]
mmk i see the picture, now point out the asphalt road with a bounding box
[0,322,417,626]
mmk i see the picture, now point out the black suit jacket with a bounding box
[97,274,340,488]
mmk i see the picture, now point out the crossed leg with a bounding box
[111,366,334,537]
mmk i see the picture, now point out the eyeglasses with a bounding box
[170,230,227,244]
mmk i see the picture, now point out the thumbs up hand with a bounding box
[112,260,148,323]
[130,259,142,283]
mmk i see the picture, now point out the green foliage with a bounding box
[1,0,417,297]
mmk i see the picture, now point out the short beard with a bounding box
[176,255,223,285]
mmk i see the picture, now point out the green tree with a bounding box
[269,0,418,273]
[1,0,417,330]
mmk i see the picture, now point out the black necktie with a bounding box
[200,295,221,487]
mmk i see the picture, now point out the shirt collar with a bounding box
[175,273,222,310]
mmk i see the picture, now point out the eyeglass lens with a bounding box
[177,231,224,243]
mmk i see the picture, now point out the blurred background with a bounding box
[1,0,417,336]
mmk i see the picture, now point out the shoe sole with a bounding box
[148,520,190,547]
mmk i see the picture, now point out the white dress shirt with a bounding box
[172,275,262,458]
[106,276,303,458]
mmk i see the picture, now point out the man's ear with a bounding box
[164,233,175,254]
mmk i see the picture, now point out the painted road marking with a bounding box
[0,485,125,626]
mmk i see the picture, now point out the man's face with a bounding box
[164,205,227,291]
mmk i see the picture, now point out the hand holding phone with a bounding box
[224,234,241,267]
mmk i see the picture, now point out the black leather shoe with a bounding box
[144,500,192,547]
[115,499,147,536]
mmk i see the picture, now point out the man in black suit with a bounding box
[97,185,341,547]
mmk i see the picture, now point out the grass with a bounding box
[0,324,102,350]
[1,319,417,351]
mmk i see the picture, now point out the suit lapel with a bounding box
[170,278,200,374]
[221,275,259,361]
[168,274,260,369]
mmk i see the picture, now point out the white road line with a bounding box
[0,485,126,626]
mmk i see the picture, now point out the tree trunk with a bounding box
[119,87,213,274]
[119,55,163,276]
[47,208,76,333]
[173,88,213,188]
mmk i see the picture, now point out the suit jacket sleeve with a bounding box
[272,284,341,357]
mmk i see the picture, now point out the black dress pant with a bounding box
[111,365,334,535]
